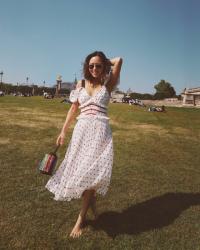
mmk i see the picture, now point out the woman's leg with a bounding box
[70,189,94,238]
[90,190,98,219]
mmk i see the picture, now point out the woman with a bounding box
[45,51,123,238]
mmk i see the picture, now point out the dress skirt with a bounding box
[45,115,113,201]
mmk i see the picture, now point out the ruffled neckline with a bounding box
[82,85,105,98]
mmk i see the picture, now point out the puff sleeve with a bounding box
[69,89,79,103]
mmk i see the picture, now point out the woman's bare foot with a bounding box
[69,214,84,238]
[90,195,98,220]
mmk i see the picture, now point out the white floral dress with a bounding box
[45,83,113,201]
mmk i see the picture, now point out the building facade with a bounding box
[182,87,200,106]
[61,82,75,91]
[110,91,124,103]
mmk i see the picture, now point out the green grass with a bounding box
[0,96,200,250]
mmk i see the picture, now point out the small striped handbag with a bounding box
[38,145,60,175]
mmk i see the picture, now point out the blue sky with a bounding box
[0,0,200,94]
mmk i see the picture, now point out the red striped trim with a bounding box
[80,103,107,110]
[81,109,107,114]
[80,112,97,116]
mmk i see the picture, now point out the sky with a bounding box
[0,0,200,94]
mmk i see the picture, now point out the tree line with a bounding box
[0,83,70,96]
[117,80,180,100]
[1,79,180,100]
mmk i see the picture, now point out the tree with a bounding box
[130,92,154,100]
[154,80,176,99]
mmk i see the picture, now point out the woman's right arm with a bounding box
[105,57,123,93]
[56,102,79,145]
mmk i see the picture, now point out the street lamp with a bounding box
[55,75,62,96]
[26,77,29,85]
[0,71,4,84]
[74,73,77,84]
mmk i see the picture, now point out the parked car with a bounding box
[44,92,54,99]
[0,91,5,96]
[129,99,146,107]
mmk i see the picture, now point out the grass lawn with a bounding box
[0,96,200,250]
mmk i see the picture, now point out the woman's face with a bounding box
[88,56,104,79]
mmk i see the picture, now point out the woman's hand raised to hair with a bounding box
[106,57,123,91]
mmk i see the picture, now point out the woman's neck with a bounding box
[89,77,103,86]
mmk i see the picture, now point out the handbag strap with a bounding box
[81,79,85,88]
[53,144,60,154]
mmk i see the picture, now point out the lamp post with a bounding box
[74,73,77,87]
[0,71,4,86]
[32,85,35,96]
[26,77,29,85]
[55,75,62,97]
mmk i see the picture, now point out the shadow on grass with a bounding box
[86,192,200,238]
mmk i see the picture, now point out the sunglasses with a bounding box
[89,64,103,70]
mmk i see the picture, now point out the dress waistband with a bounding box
[80,103,107,116]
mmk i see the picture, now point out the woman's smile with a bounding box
[89,56,104,78]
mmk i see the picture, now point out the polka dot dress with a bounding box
[45,84,113,201]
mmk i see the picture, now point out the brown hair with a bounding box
[83,51,111,81]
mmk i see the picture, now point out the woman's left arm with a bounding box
[107,57,123,91]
